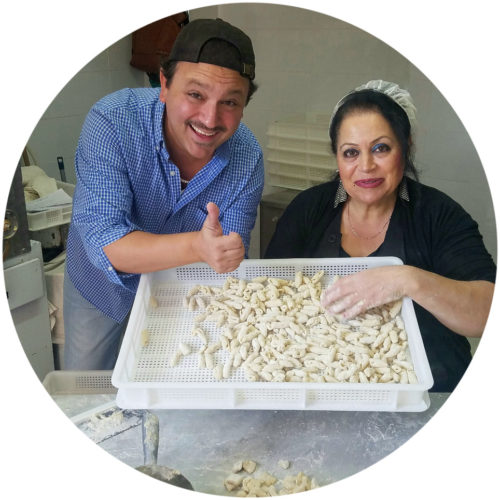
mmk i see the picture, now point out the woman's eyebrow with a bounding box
[371,136,391,144]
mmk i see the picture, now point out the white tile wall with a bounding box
[23,4,496,262]
[26,35,145,185]
[192,5,496,261]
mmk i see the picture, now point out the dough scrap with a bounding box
[242,460,257,473]
[278,459,290,469]
[223,457,317,496]
[224,473,244,492]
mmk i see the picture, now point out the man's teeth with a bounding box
[191,124,216,136]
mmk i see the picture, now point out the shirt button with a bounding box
[156,146,160,151]
[170,171,176,176]
[108,266,113,271]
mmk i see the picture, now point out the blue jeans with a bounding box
[63,269,129,370]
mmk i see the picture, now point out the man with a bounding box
[63,18,264,370]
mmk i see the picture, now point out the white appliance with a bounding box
[4,239,54,380]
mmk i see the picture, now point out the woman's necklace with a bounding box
[347,201,392,240]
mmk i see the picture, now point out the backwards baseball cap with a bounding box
[167,18,255,80]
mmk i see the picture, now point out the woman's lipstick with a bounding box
[355,178,384,188]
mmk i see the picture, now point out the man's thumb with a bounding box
[203,202,222,233]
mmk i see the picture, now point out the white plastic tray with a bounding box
[27,181,74,231]
[43,370,116,395]
[266,113,336,191]
[112,258,433,411]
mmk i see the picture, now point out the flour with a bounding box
[81,408,131,443]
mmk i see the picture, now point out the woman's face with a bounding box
[336,110,405,207]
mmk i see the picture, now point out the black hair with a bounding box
[159,57,258,106]
[329,89,419,181]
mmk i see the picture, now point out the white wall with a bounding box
[24,3,496,261]
[195,4,496,260]
[25,35,145,185]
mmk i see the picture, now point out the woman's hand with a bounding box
[321,266,407,320]
[320,264,494,337]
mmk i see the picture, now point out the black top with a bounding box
[265,177,496,392]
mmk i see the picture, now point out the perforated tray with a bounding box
[43,370,116,394]
[112,258,433,411]
[27,181,75,231]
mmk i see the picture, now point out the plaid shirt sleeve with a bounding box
[71,102,139,287]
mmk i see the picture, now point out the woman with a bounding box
[265,80,495,392]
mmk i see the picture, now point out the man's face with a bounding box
[159,61,250,170]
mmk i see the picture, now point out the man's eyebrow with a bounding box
[186,78,208,88]
[187,78,245,97]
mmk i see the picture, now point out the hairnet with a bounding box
[329,79,417,132]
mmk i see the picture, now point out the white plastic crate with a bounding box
[267,148,333,168]
[267,112,331,142]
[267,160,333,190]
[27,181,75,231]
[43,370,116,395]
[267,169,312,191]
[112,258,433,412]
[266,113,337,190]
[43,371,117,420]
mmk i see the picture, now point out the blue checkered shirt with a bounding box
[66,87,264,322]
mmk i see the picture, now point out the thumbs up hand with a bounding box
[194,202,245,273]
[202,201,224,237]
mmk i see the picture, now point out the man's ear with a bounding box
[159,71,169,103]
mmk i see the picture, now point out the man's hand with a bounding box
[194,202,245,273]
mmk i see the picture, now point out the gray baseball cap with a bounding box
[167,18,255,80]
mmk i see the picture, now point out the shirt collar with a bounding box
[154,98,166,151]
[333,175,410,208]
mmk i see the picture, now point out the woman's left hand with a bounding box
[320,265,407,319]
